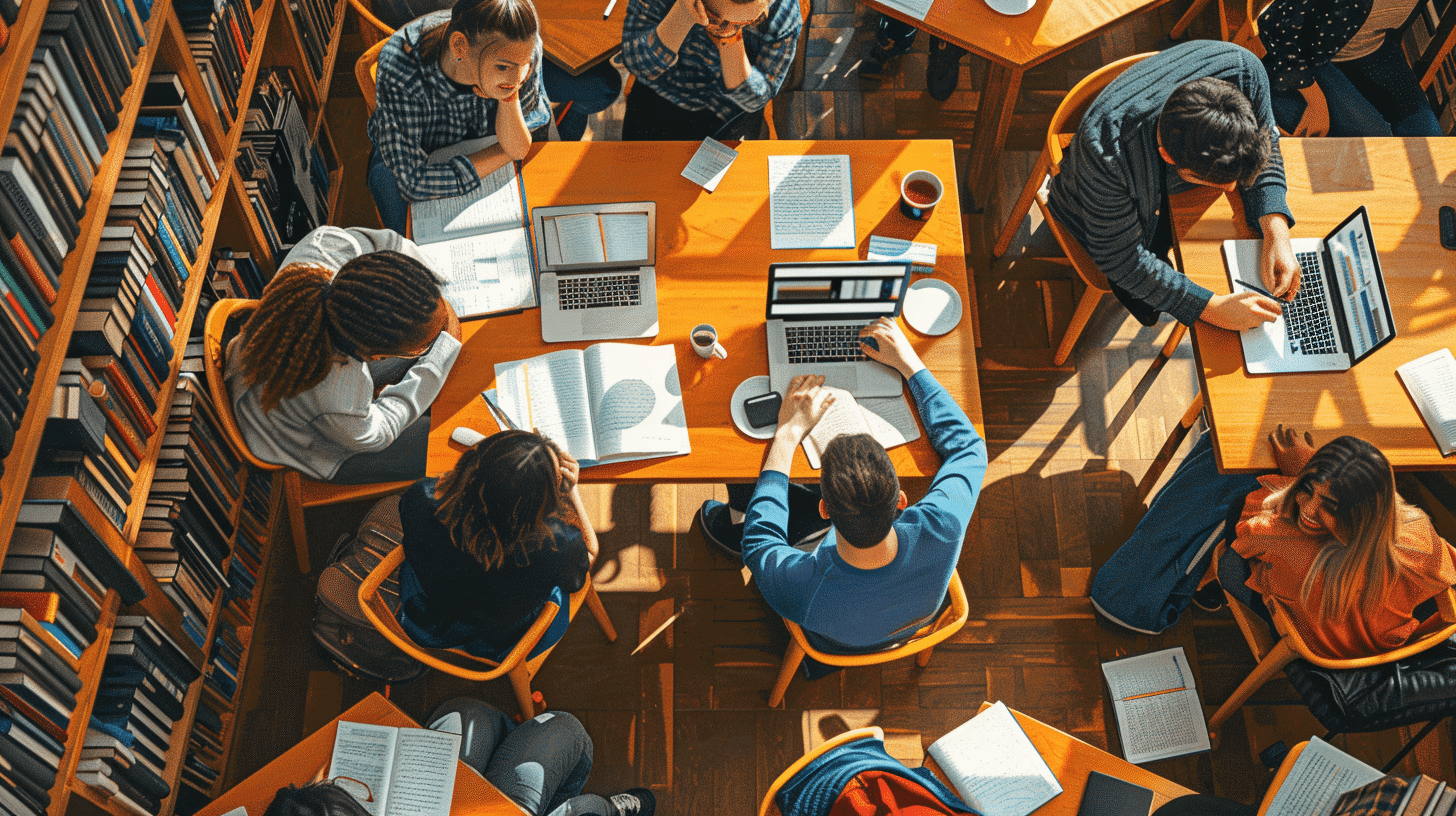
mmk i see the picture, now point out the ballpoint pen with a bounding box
[1234,279,1285,313]
[603,0,617,18]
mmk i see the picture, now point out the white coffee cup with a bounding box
[691,323,728,359]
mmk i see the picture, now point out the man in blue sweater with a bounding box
[732,318,986,652]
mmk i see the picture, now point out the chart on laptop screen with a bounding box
[1327,214,1391,360]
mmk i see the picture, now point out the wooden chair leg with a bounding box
[585,582,618,642]
[284,471,311,575]
[1160,322,1189,361]
[1052,287,1106,366]
[1207,638,1297,737]
[509,666,536,721]
[1169,0,1219,39]
[992,157,1049,259]
[768,641,806,708]
[916,645,935,667]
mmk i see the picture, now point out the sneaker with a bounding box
[609,788,656,816]
[1191,581,1225,612]
[925,38,964,101]
[858,41,906,81]
[699,500,744,557]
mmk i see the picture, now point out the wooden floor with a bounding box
[224,4,1456,812]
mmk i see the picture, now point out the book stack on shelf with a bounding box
[1,529,104,663]
[235,68,328,261]
[207,248,265,300]
[1400,0,1456,132]
[287,0,337,83]
[174,0,258,129]
[0,597,76,816]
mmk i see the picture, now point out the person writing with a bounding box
[620,0,802,140]
[367,0,546,233]
[224,226,461,485]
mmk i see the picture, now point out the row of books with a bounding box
[236,69,330,261]
[288,0,337,82]
[175,0,259,130]
[0,596,79,816]
[175,698,224,812]
[1404,0,1456,134]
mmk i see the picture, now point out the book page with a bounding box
[410,163,524,245]
[495,350,598,462]
[860,394,922,449]
[1113,689,1210,764]
[551,214,606,266]
[582,343,689,464]
[1397,348,1456,455]
[925,702,1062,816]
[681,137,738,192]
[414,226,536,317]
[601,213,650,264]
[382,727,460,816]
[328,722,398,816]
[802,387,873,469]
[1262,737,1382,816]
[768,155,855,249]
[1102,647,1194,700]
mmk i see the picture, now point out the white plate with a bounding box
[730,375,777,439]
[983,0,1035,14]
[903,278,963,336]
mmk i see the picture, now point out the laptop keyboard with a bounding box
[558,273,642,310]
[786,324,867,364]
[1284,252,1340,356]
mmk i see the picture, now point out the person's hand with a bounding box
[1201,291,1282,330]
[858,317,925,379]
[679,0,712,28]
[775,374,835,442]
[1269,423,1316,477]
[1258,215,1300,301]
[1290,82,1330,137]
[443,299,462,341]
[557,448,581,492]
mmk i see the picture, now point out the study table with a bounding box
[195,693,528,816]
[1173,137,1456,472]
[426,139,981,483]
[537,0,621,74]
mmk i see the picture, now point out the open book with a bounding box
[1101,647,1210,764]
[925,701,1062,816]
[408,137,536,318]
[539,210,651,267]
[327,721,462,816]
[1396,348,1456,456]
[1261,736,1382,816]
[493,343,689,467]
[801,387,921,469]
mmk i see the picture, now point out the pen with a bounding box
[603,0,616,18]
[1234,279,1285,312]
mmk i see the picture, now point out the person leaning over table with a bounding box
[367,0,548,234]
[1047,40,1300,333]
[619,0,802,140]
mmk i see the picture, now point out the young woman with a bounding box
[224,226,462,485]
[395,430,598,660]
[367,0,546,233]
[620,0,801,140]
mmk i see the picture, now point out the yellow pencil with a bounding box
[521,362,534,430]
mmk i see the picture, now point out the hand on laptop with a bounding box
[1202,291,1282,330]
[859,317,926,379]
[1259,214,1301,300]
[776,375,836,443]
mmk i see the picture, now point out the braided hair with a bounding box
[237,251,445,412]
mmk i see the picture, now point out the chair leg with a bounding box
[509,665,536,721]
[1159,322,1189,361]
[1169,0,1219,39]
[585,583,618,642]
[768,641,806,708]
[991,160,1049,259]
[916,645,935,668]
[1381,717,1445,772]
[1207,639,1297,737]
[283,471,311,575]
[1052,287,1105,366]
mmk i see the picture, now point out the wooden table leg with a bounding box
[965,62,1022,213]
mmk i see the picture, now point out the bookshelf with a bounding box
[1401,0,1456,132]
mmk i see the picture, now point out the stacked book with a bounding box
[236,69,329,260]
[0,595,81,816]
[288,0,337,82]
[174,0,258,128]
[38,357,147,522]
[176,698,224,810]
[209,248,265,300]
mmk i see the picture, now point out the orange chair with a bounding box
[357,40,387,113]
[768,572,970,707]
[358,545,618,718]
[757,727,886,816]
[347,0,393,47]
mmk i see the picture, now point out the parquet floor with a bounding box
[223,3,1456,812]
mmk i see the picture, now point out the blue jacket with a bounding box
[776,741,975,816]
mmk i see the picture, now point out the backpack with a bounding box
[312,495,428,684]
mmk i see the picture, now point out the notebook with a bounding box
[532,202,659,342]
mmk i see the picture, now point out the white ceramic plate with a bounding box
[730,375,777,439]
[983,0,1035,14]
[903,278,963,336]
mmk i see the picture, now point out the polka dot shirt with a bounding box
[1258,0,1372,91]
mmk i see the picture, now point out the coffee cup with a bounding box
[899,170,944,220]
[690,323,728,360]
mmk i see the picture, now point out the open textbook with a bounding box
[1101,647,1211,764]
[925,701,1062,816]
[1262,737,1382,816]
[1396,348,1456,456]
[801,386,921,469]
[493,343,690,467]
[327,721,462,816]
[408,136,536,317]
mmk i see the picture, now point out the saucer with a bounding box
[903,278,963,336]
[730,375,776,439]
[983,0,1035,14]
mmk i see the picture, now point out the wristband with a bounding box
[709,28,743,46]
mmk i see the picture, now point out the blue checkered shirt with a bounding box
[622,0,801,120]
[368,10,551,202]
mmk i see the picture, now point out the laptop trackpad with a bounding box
[822,369,859,393]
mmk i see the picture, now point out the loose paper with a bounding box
[868,235,937,273]
[682,137,739,192]
[874,0,933,19]
[768,154,856,249]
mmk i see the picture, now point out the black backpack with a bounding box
[312,495,428,684]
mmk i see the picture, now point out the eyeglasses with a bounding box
[331,777,374,803]
[705,2,769,31]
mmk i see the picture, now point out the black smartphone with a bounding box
[1076,771,1154,816]
[1440,206,1456,250]
[744,392,782,428]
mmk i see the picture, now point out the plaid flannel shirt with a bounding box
[368,10,551,202]
[621,0,801,120]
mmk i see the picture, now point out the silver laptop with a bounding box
[533,202,658,342]
[1222,206,1396,374]
[766,261,912,398]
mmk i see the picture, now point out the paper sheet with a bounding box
[681,137,739,191]
[873,0,933,20]
[554,213,607,265]
[1397,348,1456,455]
[768,154,856,249]
[1261,737,1382,816]
[410,163,524,245]
[925,702,1062,816]
[413,227,536,317]
[868,235,938,273]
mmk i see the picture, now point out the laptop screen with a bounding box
[1324,206,1396,363]
[765,262,912,320]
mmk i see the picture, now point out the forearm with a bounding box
[495,99,532,161]
[761,427,800,477]
[718,36,750,89]
[469,143,514,180]
[569,488,600,565]
[654,0,697,54]
[1259,212,1290,242]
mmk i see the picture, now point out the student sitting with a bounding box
[395,430,597,660]
[720,318,986,654]
[224,226,461,485]
[620,0,801,140]
[367,0,547,233]
[770,733,974,815]
[1047,41,1298,332]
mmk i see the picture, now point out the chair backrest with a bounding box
[787,572,970,667]
[203,299,280,473]
[357,39,387,113]
[348,0,394,47]
[757,727,886,816]
[1047,53,1155,173]
[1272,585,1456,670]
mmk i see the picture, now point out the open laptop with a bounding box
[1221,206,1396,374]
[533,202,658,342]
[766,261,913,398]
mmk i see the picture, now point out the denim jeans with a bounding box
[367,149,410,235]
[542,61,623,141]
[1271,53,1443,137]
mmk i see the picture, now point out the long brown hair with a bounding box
[416,0,539,63]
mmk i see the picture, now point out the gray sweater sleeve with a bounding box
[278,226,430,272]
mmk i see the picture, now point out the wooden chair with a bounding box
[757,727,886,816]
[203,299,414,575]
[347,0,393,48]
[1168,0,1267,49]
[357,39,387,113]
[768,572,969,707]
[357,545,618,718]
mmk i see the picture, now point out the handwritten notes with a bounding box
[682,137,739,192]
[925,702,1062,816]
[768,154,855,249]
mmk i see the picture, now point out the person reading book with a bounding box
[367,0,547,233]
[223,226,462,485]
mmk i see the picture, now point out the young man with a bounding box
[717,318,985,652]
[1047,40,1301,332]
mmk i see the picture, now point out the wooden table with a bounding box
[861,0,1174,211]
[538,0,622,74]
[427,139,981,483]
[1174,137,1456,471]
[197,693,527,816]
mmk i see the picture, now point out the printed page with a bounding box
[802,387,873,469]
[859,394,922,449]
[583,343,689,463]
[382,727,461,816]
[495,349,598,462]
[414,226,536,317]
[1397,348,1456,455]
[1262,737,1383,816]
[873,0,932,20]
[924,702,1062,816]
[1102,647,1194,700]
[768,154,856,249]
[681,137,739,192]
[1113,689,1211,764]
[328,722,398,816]
[601,213,650,264]
[410,163,525,245]
[552,214,607,265]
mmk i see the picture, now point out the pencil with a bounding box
[1234,279,1285,313]
[1123,687,1186,701]
[602,0,616,17]
[521,362,534,429]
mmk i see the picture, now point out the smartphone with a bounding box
[1076,771,1154,816]
[744,392,782,428]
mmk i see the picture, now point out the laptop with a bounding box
[765,261,913,398]
[533,202,659,342]
[1221,206,1396,374]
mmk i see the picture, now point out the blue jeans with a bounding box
[542,61,623,141]
[1272,49,1442,137]
[368,149,409,234]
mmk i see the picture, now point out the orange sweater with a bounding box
[1232,475,1456,660]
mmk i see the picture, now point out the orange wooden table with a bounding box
[196,693,527,816]
[1174,137,1456,472]
[539,0,622,74]
[427,139,980,483]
